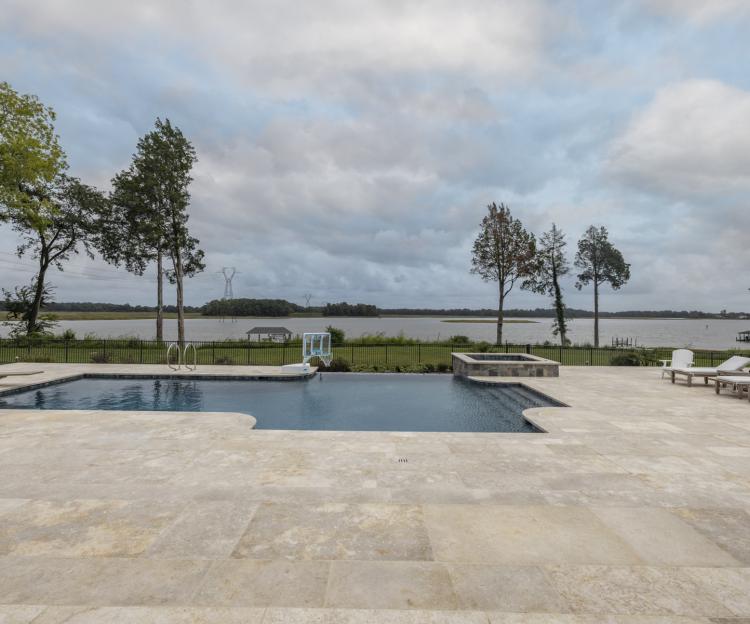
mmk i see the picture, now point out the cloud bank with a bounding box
[0,0,748,311]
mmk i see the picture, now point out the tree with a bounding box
[470,203,537,344]
[0,82,65,223]
[2,281,57,337]
[100,118,204,344]
[1,84,104,337]
[525,224,570,345]
[8,174,104,335]
[574,225,630,347]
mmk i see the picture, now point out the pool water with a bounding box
[0,374,557,432]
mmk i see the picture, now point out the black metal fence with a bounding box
[0,338,746,368]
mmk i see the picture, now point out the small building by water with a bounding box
[246,326,292,342]
[738,330,750,343]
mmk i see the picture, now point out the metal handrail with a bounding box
[166,342,181,370]
[184,343,197,371]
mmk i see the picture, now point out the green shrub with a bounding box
[29,355,53,363]
[610,350,656,366]
[215,356,235,365]
[90,351,111,364]
[319,357,351,372]
[448,335,470,344]
[326,326,345,344]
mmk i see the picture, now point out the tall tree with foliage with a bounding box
[0,82,65,223]
[574,225,630,347]
[525,224,570,345]
[100,118,204,345]
[470,203,537,344]
[8,175,104,334]
[1,83,104,335]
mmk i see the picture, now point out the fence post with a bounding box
[140,341,144,364]
[589,347,593,365]
[418,343,421,363]
[525,344,531,354]
[385,344,388,364]
[65,340,69,363]
[351,345,354,365]
[212,342,215,365]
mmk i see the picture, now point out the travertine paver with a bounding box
[1,363,750,621]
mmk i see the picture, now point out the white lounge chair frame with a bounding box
[659,349,693,379]
[714,375,750,401]
[670,356,750,387]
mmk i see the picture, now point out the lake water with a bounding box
[2,316,749,349]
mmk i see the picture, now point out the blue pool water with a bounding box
[0,374,557,432]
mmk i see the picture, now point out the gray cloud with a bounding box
[1,0,749,312]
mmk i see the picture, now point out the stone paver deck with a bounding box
[1,364,750,622]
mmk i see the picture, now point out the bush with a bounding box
[448,335,470,344]
[318,357,351,372]
[29,355,53,363]
[215,356,235,365]
[610,350,655,366]
[60,329,76,340]
[90,351,111,364]
[325,326,345,344]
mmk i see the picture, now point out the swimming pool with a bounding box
[0,374,559,432]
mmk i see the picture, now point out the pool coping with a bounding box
[0,367,564,434]
[0,369,317,398]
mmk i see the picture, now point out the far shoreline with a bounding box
[1,312,746,322]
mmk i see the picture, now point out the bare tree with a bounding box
[575,225,630,347]
[471,203,537,344]
[525,224,570,345]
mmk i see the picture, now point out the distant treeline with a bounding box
[202,300,379,317]
[201,298,303,317]
[3,300,748,319]
[0,301,202,313]
[322,302,379,316]
[383,307,750,319]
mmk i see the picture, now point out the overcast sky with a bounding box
[1,0,749,311]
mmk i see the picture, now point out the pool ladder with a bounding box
[166,343,197,371]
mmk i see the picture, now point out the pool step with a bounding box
[484,384,546,413]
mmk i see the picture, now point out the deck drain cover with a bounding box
[397,458,408,463]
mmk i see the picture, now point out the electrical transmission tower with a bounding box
[218,267,238,299]
[303,293,312,308]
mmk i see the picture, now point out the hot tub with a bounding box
[452,352,559,378]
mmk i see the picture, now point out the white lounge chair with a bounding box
[670,355,750,386]
[714,375,750,401]
[659,349,694,379]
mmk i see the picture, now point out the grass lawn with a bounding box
[1,339,738,369]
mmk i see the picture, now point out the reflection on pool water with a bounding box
[0,374,561,432]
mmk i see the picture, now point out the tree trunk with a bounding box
[175,251,185,349]
[552,262,566,346]
[496,287,504,345]
[593,280,599,348]
[27,258,50,335]
[156,249,164,342]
